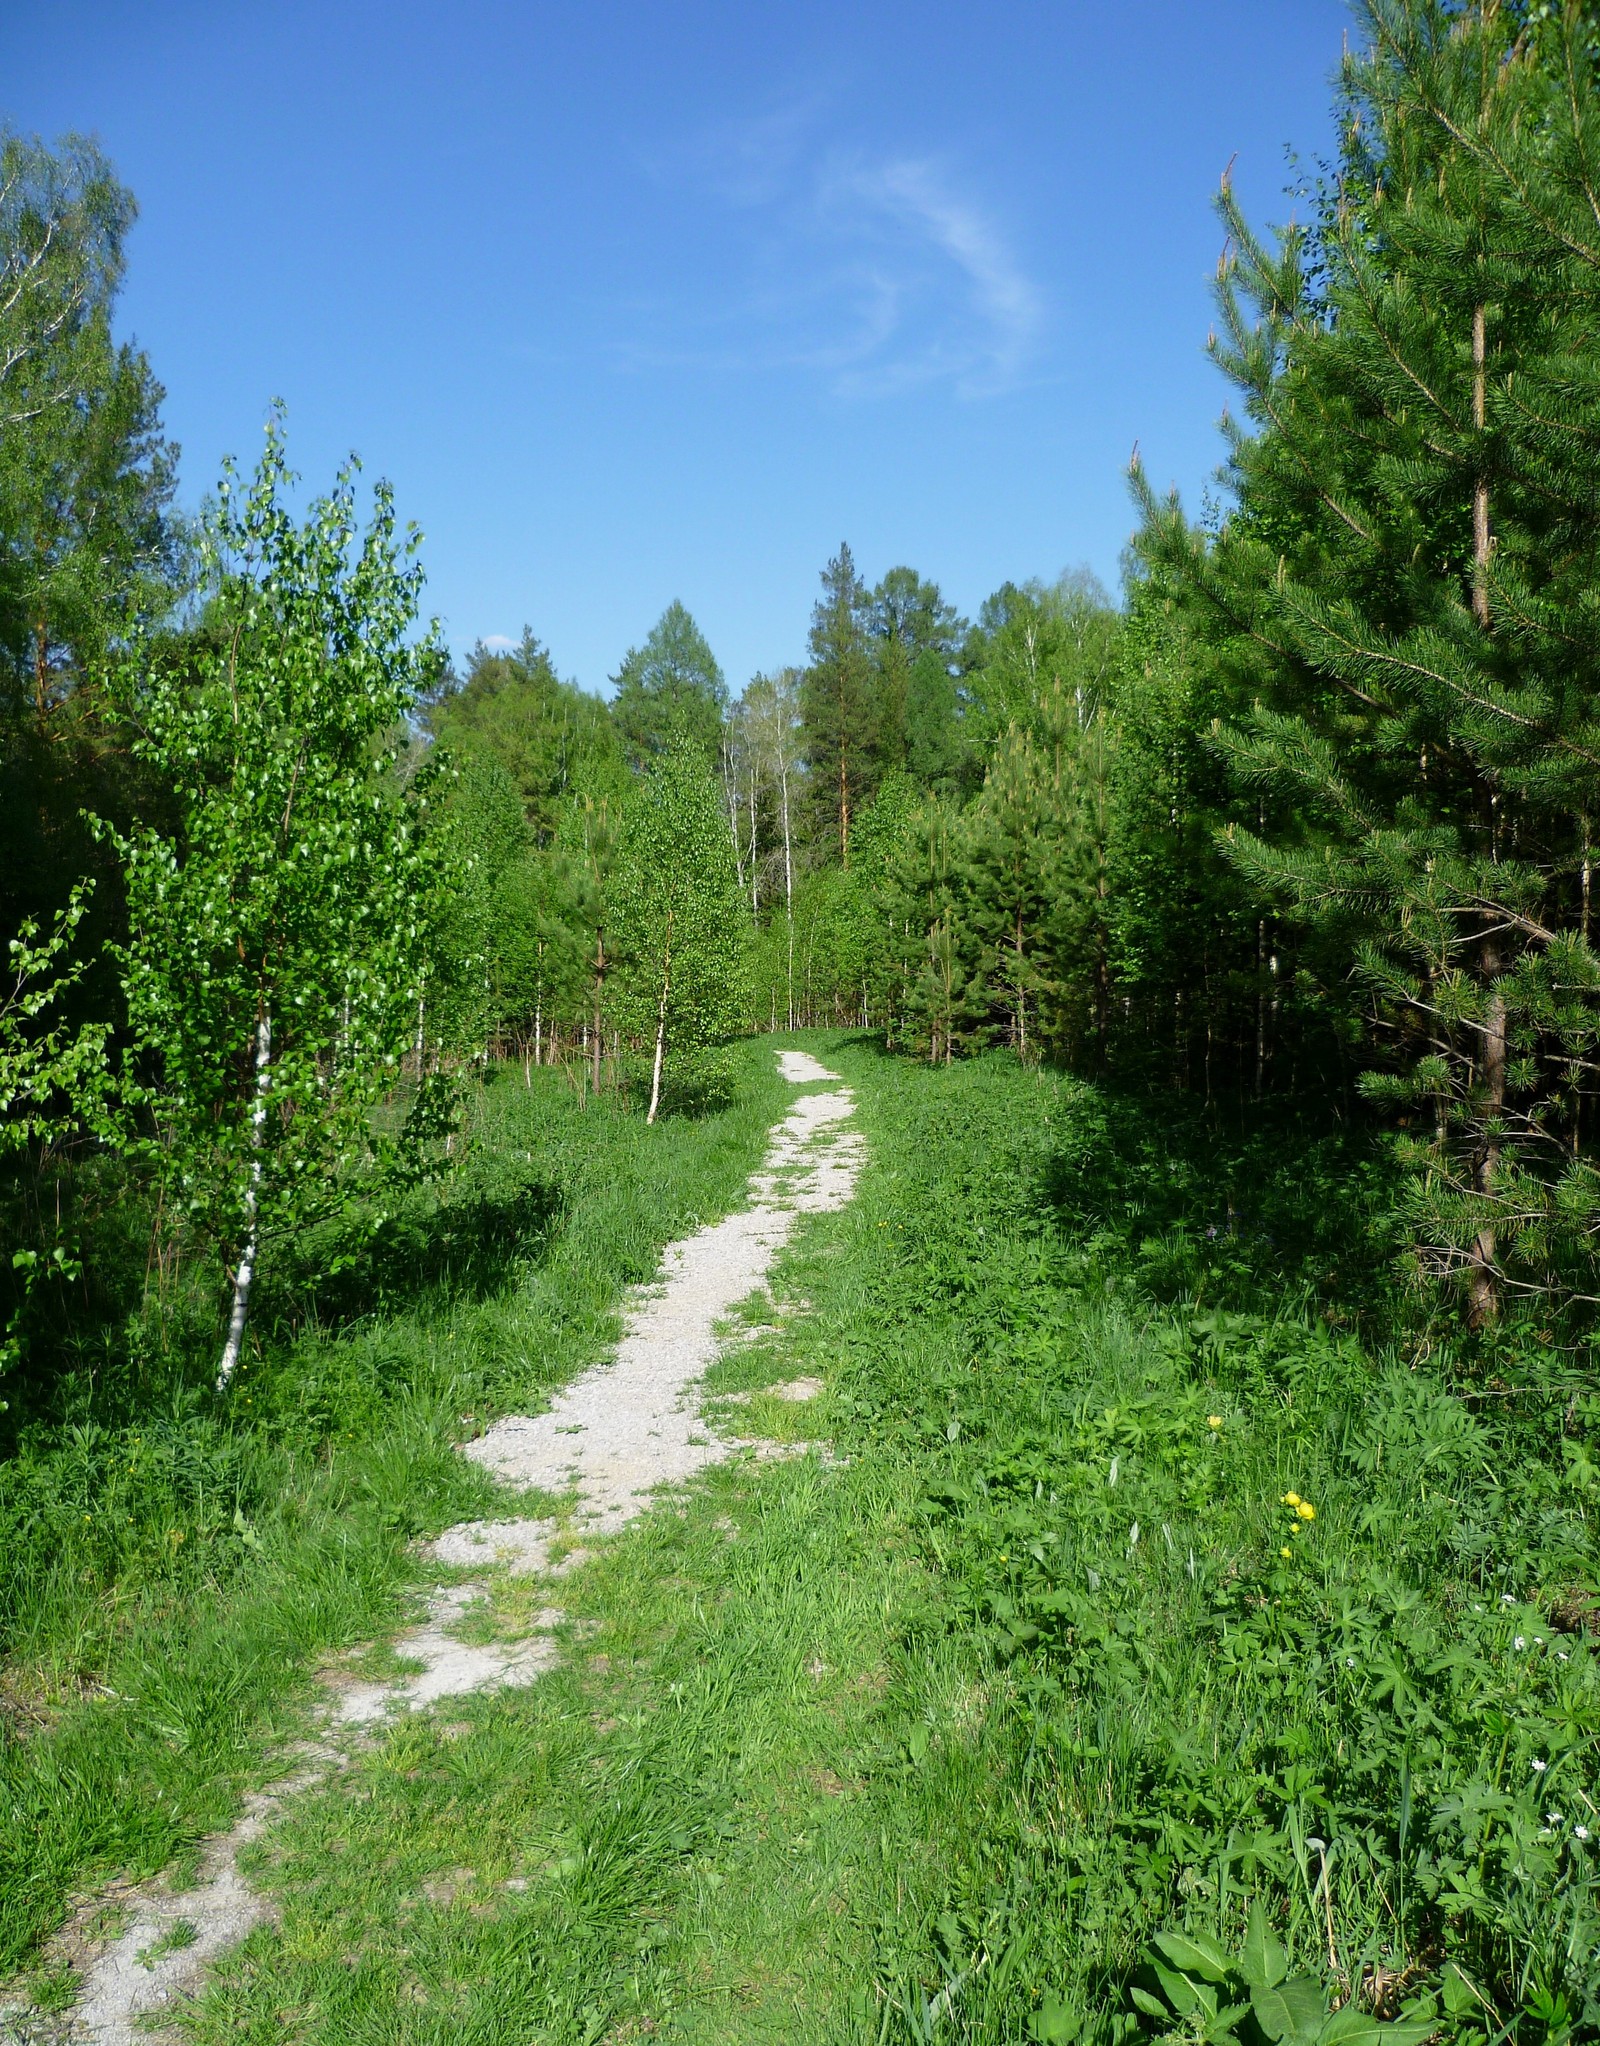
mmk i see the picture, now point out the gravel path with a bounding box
[52,1048,860,2046]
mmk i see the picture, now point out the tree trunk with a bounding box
[748,756,760,917]
[217,1009,271,1393]
[646,917,673,1126]
[1473,302,1491,628]
[33,616,49,720]
[1014,906,1026,1058]
[1464,301,1500,1326]
[779,755,795,1029]
[1467,970,1507,1330]
[837,670,851,868]
[592,931,605,1096]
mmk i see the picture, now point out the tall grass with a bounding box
[811,1042,1600,2043]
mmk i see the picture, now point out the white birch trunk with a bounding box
[216,1009,271,1393]
[779,754,795,1029]
[646,917,673,1126]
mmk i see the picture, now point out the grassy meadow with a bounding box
[3,1035,1597,2044]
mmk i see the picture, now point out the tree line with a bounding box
[6,0,1600,1397]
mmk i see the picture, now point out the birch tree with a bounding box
[743,668,801,1022]
[611,747,746,1123]
[104,416,442,1388]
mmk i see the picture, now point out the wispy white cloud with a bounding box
[623,110,1044,400]
[815,154,1042,395]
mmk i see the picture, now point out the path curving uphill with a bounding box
[54,1048,861,2046]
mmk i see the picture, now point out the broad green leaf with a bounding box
[1242,1898,1287,1991]
[1318,2006,1382,2044]
[1152,1927,1233,1984]
[1151,1960,1202,2016]
[1250,1974,1327,2046]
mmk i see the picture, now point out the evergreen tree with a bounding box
[869,566,970,792]
[800,544,876,865]
[1136,0,1600,1321]
[883,795,973,1063]
[610,600,727,770]
[426,630,621,841]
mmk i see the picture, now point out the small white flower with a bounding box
[1346,1656,1356,1668]
[1502,1594,1517,1607]
[1535,1636,1545,1646]
[1577,1826,1591,1842]
[1548,1812,1565,1825]
[1473,1604,1484,1613]
[1533,1758,1549,1773]
[1559,1652,1571,1663]
[1516,1635,1527,1651]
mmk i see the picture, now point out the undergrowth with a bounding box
[815,1041,1600,2045]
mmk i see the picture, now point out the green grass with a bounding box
[5,1033,1597,2044]
[0,1040,789,1980]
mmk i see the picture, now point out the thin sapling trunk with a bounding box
[646,913,673,1126]
[216,1007,271,1392]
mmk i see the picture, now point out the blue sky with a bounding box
[2,1,1350,694]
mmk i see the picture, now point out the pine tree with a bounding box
[425,630,621,841]
[869,566,969,792]
[610,601,727,770]
[800,545,876,865]
[1136,0,1600,1322]
[960,731,1056,1060]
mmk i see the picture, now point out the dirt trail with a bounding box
[52,1049,860,2046]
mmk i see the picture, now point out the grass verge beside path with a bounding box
[0,1041,788,1992]
[185,1032,1586,2045]
[10,1035,1597,2044]
[821,1042,1600,2045]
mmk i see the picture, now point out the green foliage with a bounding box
[425,629,623,840]
[813,1043,1600,2044]
[0,126,178,715]
[100,415,443,1377]
[0,886,108,1160]
[611,747,749,1119]
[610,599,727,770]
[1133,0,1600,1322]
[1133,1902,1434,2044]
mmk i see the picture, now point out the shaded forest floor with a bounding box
[3,1038,1597,2044]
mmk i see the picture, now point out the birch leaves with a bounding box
[105,416,443,1387]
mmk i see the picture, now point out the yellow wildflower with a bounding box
[1280,1547,1293,1560]
[1297,1502,1316,1522]
[1283,1491,1301,1507]
[1207,1415,1223,1429]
